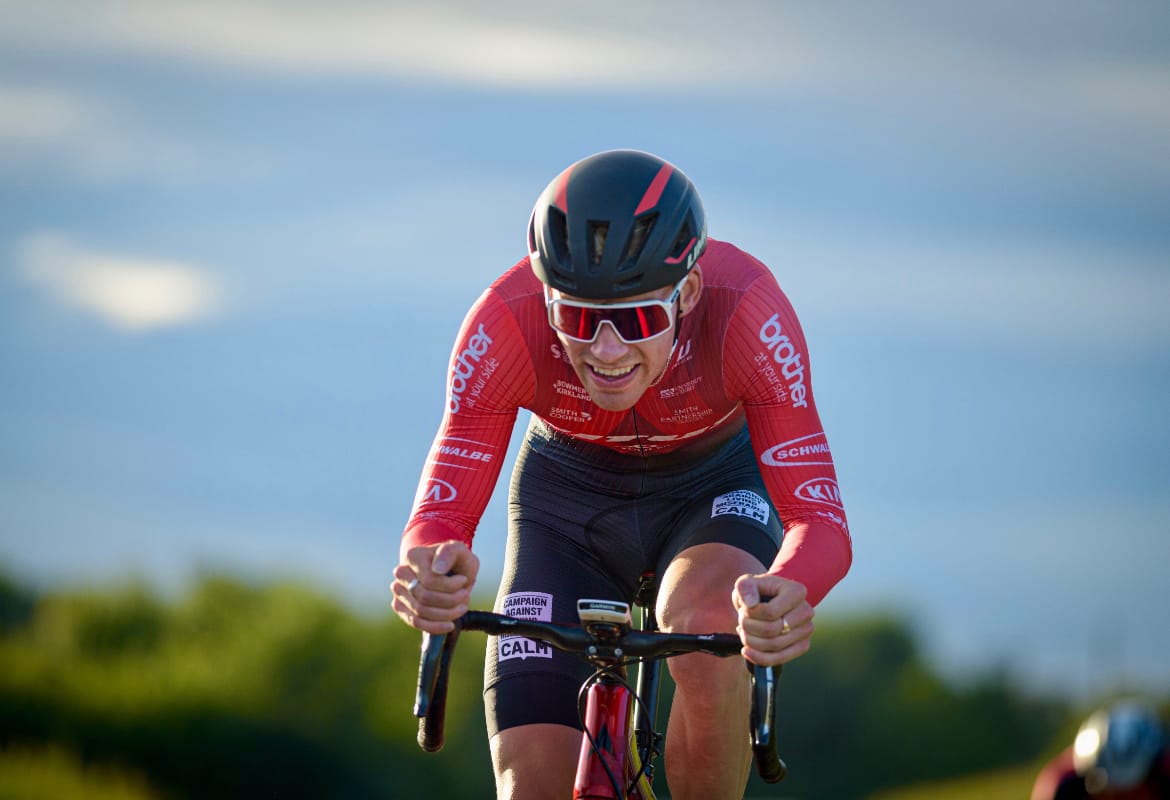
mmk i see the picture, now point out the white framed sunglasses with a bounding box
[545,277,686,344]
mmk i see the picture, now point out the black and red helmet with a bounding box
[527,149,707,300]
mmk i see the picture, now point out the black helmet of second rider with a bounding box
[527,150,707,300]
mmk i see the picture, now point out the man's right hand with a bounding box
[392,541,479,634]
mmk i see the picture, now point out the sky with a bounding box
[1,0,1168,701]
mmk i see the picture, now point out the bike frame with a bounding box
[575,581,661,799]
[575,675,653,799]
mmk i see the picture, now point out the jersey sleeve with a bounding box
[723,272,852,606]
[400,288,535,556]
[1030,749,1079,800]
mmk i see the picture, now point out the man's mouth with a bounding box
[590,364,637,380]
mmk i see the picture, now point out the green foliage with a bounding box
[0,569,1159,799]
[0,745,159,800]
[747,615,1068,799]
[0,572,492,798]
[869,762,1042,800]
[0,573,35,634]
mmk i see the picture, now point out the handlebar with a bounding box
[750,662,787,782]
[412,609,787,783]
[459,610,743,657]
[413,629,459,752]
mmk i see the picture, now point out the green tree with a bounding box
[756,615,1066,798]
[0,572,495,798]
[3,569,1153,800]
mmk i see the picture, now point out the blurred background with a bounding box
[1,1,1167,797]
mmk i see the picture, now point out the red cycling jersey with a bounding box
[402,239,852,605]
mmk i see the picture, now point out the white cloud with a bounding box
[0,84,199,183]
[0,0,745,90]
[2,1,1160,190]
[16,233,224,331]
[0,85,98,141]
[737,224,1170,352]
[837,244,1170,345]
[9,0,1158,105]
[1071,61,1170,135]
[2,1,1164,179]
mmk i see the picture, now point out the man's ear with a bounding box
[679,265,703,316]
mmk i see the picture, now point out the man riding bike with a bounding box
[392,149,852,799]
[1032,702,1170,799]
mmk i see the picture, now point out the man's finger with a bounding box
[734,575,761,609]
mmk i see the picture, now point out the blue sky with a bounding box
[1,1,1168,700]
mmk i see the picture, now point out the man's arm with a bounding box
[395,287,533,629]
[723,270,852,605]
[400,286,534,553]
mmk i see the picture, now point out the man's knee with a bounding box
[658,542,763,634]
[491,723,580,799]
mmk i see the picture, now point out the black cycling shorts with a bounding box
[484,418,782,737]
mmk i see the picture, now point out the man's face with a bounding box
[549,272,700,413]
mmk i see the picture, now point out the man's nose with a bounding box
[590,321,630,359]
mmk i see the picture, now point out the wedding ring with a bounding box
[406,578,420,593]
[780,616,791,635]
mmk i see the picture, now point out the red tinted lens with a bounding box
[611,304,671,340]
[551,303,672,342]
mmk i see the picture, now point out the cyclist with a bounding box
[1031,702,1170,799]
[392,149,852,800]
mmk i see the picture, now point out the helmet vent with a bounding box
[612,274,645,293]
[668,214,695,260]
[588,221,609,266]
[621,214,657,270]
[547,207,570,271]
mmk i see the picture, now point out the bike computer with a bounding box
[577,599,632,626]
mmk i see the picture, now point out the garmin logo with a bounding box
[795,477,842,510]
[761,432,833,467]
[449,324,493,414]
[758,313,808,409]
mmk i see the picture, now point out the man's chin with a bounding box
[590,396,637,413]
[584,383,641,413]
